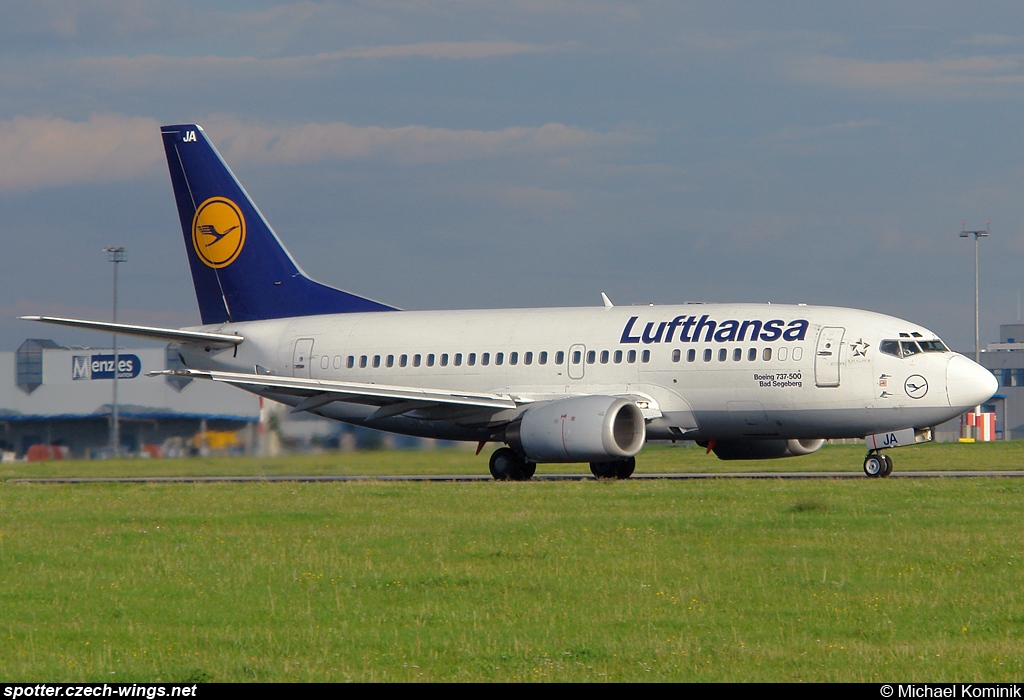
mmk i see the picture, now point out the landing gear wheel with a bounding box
[590,456,636,480]
[880,454,893,478]
[518,460,537,481]
[489,448,535,481]
[615,456,636,479]
[863,453,884,478]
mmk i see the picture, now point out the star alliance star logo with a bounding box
[850,338,870,357]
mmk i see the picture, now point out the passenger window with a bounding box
[672,349,681,363]
[687,349,696,362]
[793,347,803,361]
[347,356,355,369]
[496,352,504,365]
[386,355,394,368]
[762,347,771,361]
[510,352,518,365]
[454,353,462,366]
[703,348,712,362]
[641,350,650,363]
[627,350,636,363]
[525,352,533,365]
[413,354,421,367]
[555,351,565,364]
[539,351,548,365]
[372,355,380,368]
[748,348,757,361]
[440,353,449,367]
[427,353,435,367]
[482,352,490,366]
[359,355,367,368]
[778,347,788,361]
[468,353,476,366]
[586,350,595,364]
[614,350,623,363]
[732,348,741,361]
[718,348,727,362]
[400,354,408,367]
[333,355,342,369]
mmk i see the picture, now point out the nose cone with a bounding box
[946,354,998,409]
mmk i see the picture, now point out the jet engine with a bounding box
[708,438,825,460]
[506,395,646,463]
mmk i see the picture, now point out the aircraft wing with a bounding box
[20,316,243,347]
[150,368,521,418]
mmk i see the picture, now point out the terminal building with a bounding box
[977,322,1024,440]
[2,339,259,458]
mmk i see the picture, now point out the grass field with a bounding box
[2,443,1023,681]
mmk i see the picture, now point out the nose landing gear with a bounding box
[863,451,893,478]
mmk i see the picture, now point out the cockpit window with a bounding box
[880,338,948,358]
[900,341,922,357]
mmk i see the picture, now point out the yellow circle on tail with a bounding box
[192,197,246,268]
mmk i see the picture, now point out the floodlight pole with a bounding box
[959,222,989,364]
[104,245,126,456]
[960,222,989,414]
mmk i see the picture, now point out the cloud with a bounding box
[0,114,161,192]
[771,120,884,141]
[322,41,555,60]
[0,0,194,48]
[789,53,1024,96]
[0,113,632,191]
[761,119,885,157]
[954,34,1022,48]
[204,116,626,167]
[76,40,559,86]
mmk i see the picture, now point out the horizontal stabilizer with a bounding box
[20,316,243,347]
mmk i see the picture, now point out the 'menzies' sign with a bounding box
[72,354,142,380]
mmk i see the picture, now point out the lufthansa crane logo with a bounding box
[192,197,246,268]
[904,374,929,400]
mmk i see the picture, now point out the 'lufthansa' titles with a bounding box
[620,315,809,344]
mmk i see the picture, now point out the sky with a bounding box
[3,1,1024,353]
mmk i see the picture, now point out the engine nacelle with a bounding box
[507,395,646,463]
[709,438,825,460]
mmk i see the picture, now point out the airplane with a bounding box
[23,123,998,480]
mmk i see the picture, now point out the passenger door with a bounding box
[292,338,314,378]
[814,327,845,388]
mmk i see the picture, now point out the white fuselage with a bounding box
[178,302,995,443]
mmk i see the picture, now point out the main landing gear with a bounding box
[862,451,893,478]
[489,447,537,481]
[590,456,636,480]
[488,449,637,481]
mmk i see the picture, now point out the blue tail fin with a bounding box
[161,124,397,324]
